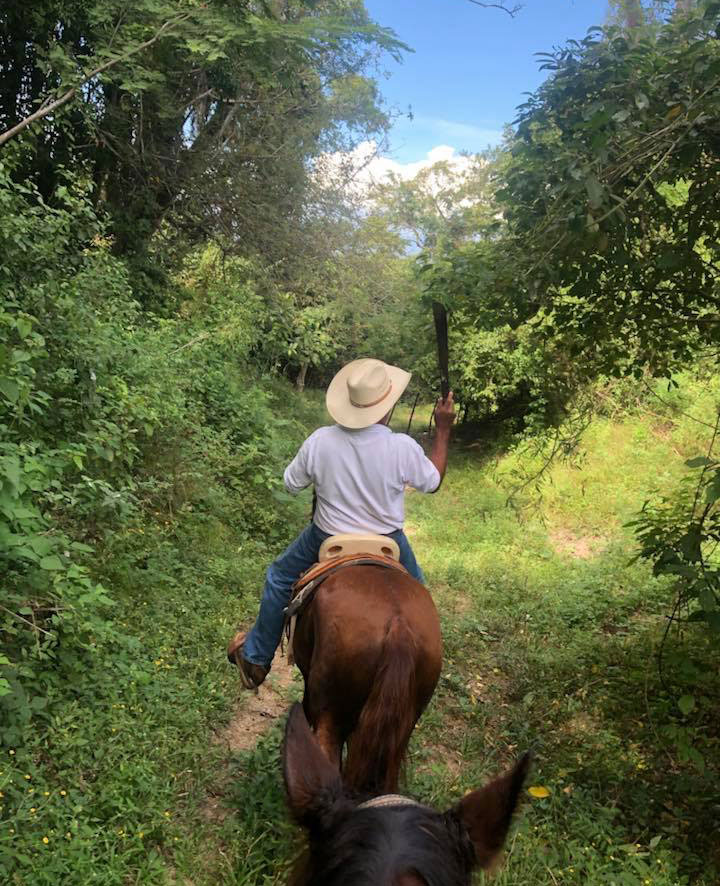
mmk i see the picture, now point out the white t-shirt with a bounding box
[283,424,440,534]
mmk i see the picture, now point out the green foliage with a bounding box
[0,154,313,870]
[416,3,720,428]
[497,2,720,379]
[629,428,720,637]
[0,0,404,273]
[372,152,497,253]
[0,160,123,748]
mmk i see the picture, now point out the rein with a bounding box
[356,794,421,811]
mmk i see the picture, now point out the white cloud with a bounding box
[315,141,480,197]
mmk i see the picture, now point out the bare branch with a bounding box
[466,0,523,16]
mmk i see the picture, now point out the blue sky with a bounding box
[363,0,609,165]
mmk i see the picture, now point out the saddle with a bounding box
[283,534,409,663]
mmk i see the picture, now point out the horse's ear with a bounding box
[283,703,343,826]
[451,752,531,871]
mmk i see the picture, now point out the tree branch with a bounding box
[466,0,523,16]
[0,13,191,149]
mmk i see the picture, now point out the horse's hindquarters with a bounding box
[293,565,442,789]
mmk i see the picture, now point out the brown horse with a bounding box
[291,562,442,793]
[283,702,530,886]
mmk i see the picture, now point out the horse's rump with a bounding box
[294,565,442,792]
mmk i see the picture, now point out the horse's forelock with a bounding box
[292,804,475,886]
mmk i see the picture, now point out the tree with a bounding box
[419,1,720,637]
[0,0,404,271]
[370,150,497,254]
[607,0,702,28]
[422,2,720,410]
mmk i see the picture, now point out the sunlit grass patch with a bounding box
[404,385,719,885]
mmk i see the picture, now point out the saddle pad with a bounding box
[293,552,407,595]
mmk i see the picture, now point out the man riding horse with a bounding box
[227,357,455,690]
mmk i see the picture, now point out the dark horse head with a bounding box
[283,703,530,886]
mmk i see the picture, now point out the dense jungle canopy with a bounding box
[1,0,719,883]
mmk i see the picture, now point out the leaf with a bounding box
[635,92,649,111]
[706,473,720,504]
[70,541,93,553]
[678,527,702,562]
[686,746,704,771]
[28,536,54,557]
[39,555,63,571]
[585,175,604,209]
[527,785,551,798]
[685,456,713,468]
[678,694,695,716]
[2,457,20,490]
[0,378,19,403]
[649,835,662,850]
[15,318,32,339]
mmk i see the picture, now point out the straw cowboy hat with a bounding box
[326,358,411,429]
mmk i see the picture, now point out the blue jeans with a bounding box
[243,523,425,669]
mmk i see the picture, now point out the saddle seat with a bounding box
[319,532,400,563]
[283,533,408,663]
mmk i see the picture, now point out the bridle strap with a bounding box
[356,794,421,811]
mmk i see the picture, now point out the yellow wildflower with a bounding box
[42,836,49,844]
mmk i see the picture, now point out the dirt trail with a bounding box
[549,527,607,559]
[215,652,299,753]
[202,653,299,825]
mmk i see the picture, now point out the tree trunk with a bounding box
[296,362,309,392]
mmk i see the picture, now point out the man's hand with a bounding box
[429,390,455,489]
[434,391,456,431]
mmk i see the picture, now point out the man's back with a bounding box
[284,424,440,535]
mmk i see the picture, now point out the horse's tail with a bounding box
[345,615,418,794]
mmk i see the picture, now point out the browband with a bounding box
[356,794,421,811]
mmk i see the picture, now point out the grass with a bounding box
[2,377,718,885]
[402,374,720,886]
